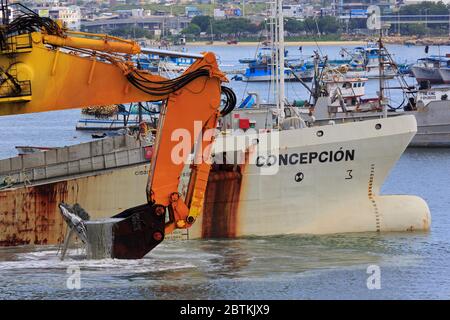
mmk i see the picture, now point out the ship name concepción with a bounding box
[256,148,355,167]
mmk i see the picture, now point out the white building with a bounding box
[282,4,304,18]
[115,9,152,18]
[213,8,225,18]
[282,4,315,18]
[58,6,81,30]
[36,5,82,30]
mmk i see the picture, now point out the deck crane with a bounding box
[0,4,236,258]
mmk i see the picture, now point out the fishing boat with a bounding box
[295,50,450,147]
[345,44,396,79]
[238,47,313,82]
[158,55,196,77]
[411,56,450,84]
[133,54,159,73]
[134,50,196,78]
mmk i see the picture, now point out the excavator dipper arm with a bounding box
[0,9,235,258]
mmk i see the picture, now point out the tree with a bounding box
[399,1,448,16]
[398,1,450,34]
[211,18,262,37]
[182,23,201,36]
[191,16,213,33]
[285,18,305,33]
[403,23,427,36]
[317,16,340,34]
[348,18,367,31]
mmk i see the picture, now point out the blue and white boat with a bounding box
[238,47,313,82]
[345,44,396,79]
[134,52,196,77]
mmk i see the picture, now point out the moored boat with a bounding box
[239,46,313,82]
[411,56,450,84]
[344,44,396,79]
[295,56,450,148]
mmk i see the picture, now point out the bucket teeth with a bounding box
[58,203,88,244]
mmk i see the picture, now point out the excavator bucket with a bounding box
[58,203,165,259]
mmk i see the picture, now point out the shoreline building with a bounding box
[333,0,397,18]
[33,4,82,30]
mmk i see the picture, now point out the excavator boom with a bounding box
[0,6,235,258]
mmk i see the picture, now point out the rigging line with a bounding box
[304,19,324,58]
[239,28,265,104]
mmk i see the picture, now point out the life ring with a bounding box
[144,146,153,160]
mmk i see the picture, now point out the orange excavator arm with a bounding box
[0,8,235,258]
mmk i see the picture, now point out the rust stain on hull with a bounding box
[0,164,150,247]
[202,163,244,238]
[0,181,68,246]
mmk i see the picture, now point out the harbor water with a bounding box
[0,44,450,299]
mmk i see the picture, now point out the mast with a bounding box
[367,5,386,118]
[277,0,285,122]
[273,1,279,116]
[378,29,386,118]
[270,1,279,116]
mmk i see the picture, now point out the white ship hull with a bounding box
[188,115,430,238]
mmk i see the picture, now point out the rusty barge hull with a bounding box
[0,164,150,246]
[0,135,151,246]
